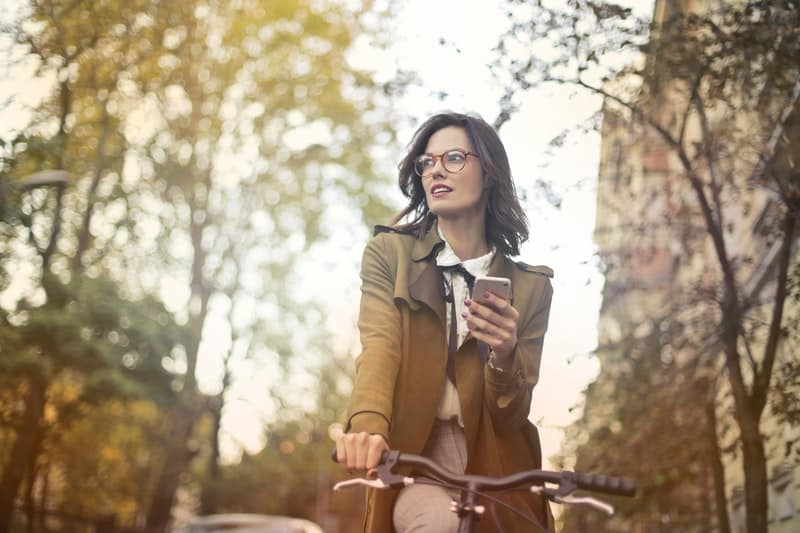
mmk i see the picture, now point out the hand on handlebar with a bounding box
[335,432,389,472]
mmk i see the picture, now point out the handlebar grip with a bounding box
[573,472,637,497]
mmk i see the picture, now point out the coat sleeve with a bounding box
[344,234,401,443]
[483,276,553,433]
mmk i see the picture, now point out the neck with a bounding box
[438,216,490,261]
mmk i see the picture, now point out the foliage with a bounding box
[0,274,180,401]
[1,0,401,530]
[200,357,364,533]
[42,399,170,528]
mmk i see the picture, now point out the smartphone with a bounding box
[472,276,511,305]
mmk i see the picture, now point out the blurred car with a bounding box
[171,513,324,533]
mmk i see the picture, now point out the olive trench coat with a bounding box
[345,222,555,532]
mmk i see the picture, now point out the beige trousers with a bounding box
[393,419,468,533]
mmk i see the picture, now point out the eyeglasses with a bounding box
[413,149,479,177]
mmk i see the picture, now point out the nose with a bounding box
[431,156,447,178]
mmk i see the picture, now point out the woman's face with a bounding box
[421,126,487,221]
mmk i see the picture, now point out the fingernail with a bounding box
[461,311,468,318]
[483,291,490,298]
[464,299,471,306]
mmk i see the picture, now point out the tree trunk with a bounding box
[706,400,731,533]
[0,378,47,532]
[143,399,201,533]
[722,324,769,533]
[38,465,48,533]
[24,457,35,533]
[200,395,222,516]
[740,412,768,533]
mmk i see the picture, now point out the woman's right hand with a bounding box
[335,432,389,471]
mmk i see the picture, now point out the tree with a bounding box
[117,2,399,530]
[493,1,800,531]
[3,1,401,530]
[0,2,188,528]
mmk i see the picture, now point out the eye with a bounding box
[445,150,466,164]
[417,155,434,168]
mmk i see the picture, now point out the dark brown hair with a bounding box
[392,112,529,256]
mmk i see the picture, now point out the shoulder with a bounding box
[361,225,415,266]
[368,225,417,250]
[509,260,554,324]
[513,261,554,279]
[373,224,411,236]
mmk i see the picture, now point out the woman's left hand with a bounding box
[463,291,519,365]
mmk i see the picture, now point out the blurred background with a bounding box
[0,1,797,532]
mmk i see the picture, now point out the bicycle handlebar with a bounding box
[332,448,637,498]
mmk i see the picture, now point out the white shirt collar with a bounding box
[435,225,494,275]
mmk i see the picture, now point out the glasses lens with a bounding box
[414,155,434,176]
[443,150,467,173]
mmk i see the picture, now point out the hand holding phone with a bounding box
[469,276,516,368]
[471,276,511,305]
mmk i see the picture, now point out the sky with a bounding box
[0,0,654,469]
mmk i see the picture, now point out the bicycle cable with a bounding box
[413,478,548,533]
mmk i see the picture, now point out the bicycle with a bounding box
[332,449,637,532]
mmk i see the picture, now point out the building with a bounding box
[590,0,799,531]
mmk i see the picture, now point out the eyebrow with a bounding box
[421,148,468,155]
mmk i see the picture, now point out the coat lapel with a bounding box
[406,222,446,325]
[458,253,519,454]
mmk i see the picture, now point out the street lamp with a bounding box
[15,170,72,189]
[0,169,72,221]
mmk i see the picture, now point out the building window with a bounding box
[771,462,796,522]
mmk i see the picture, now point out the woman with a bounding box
[336,112,554,532]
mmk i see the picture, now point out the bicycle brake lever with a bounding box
[553,495,614,515]
[333,478,391,491]
[532,486,614,515]
[333,475,414,491]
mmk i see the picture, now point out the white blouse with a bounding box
[435,226,494,425]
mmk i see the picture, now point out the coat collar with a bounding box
[407,220,516,325]
[411,219,445,262]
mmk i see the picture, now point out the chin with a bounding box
[430,206,464,218]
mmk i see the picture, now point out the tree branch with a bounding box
[691,74,726,239]
[754,213,796,416]
[72,108,112,275]
[547,75,682,150]
[738,324,759,376]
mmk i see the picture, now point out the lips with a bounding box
[430,184,452,198]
